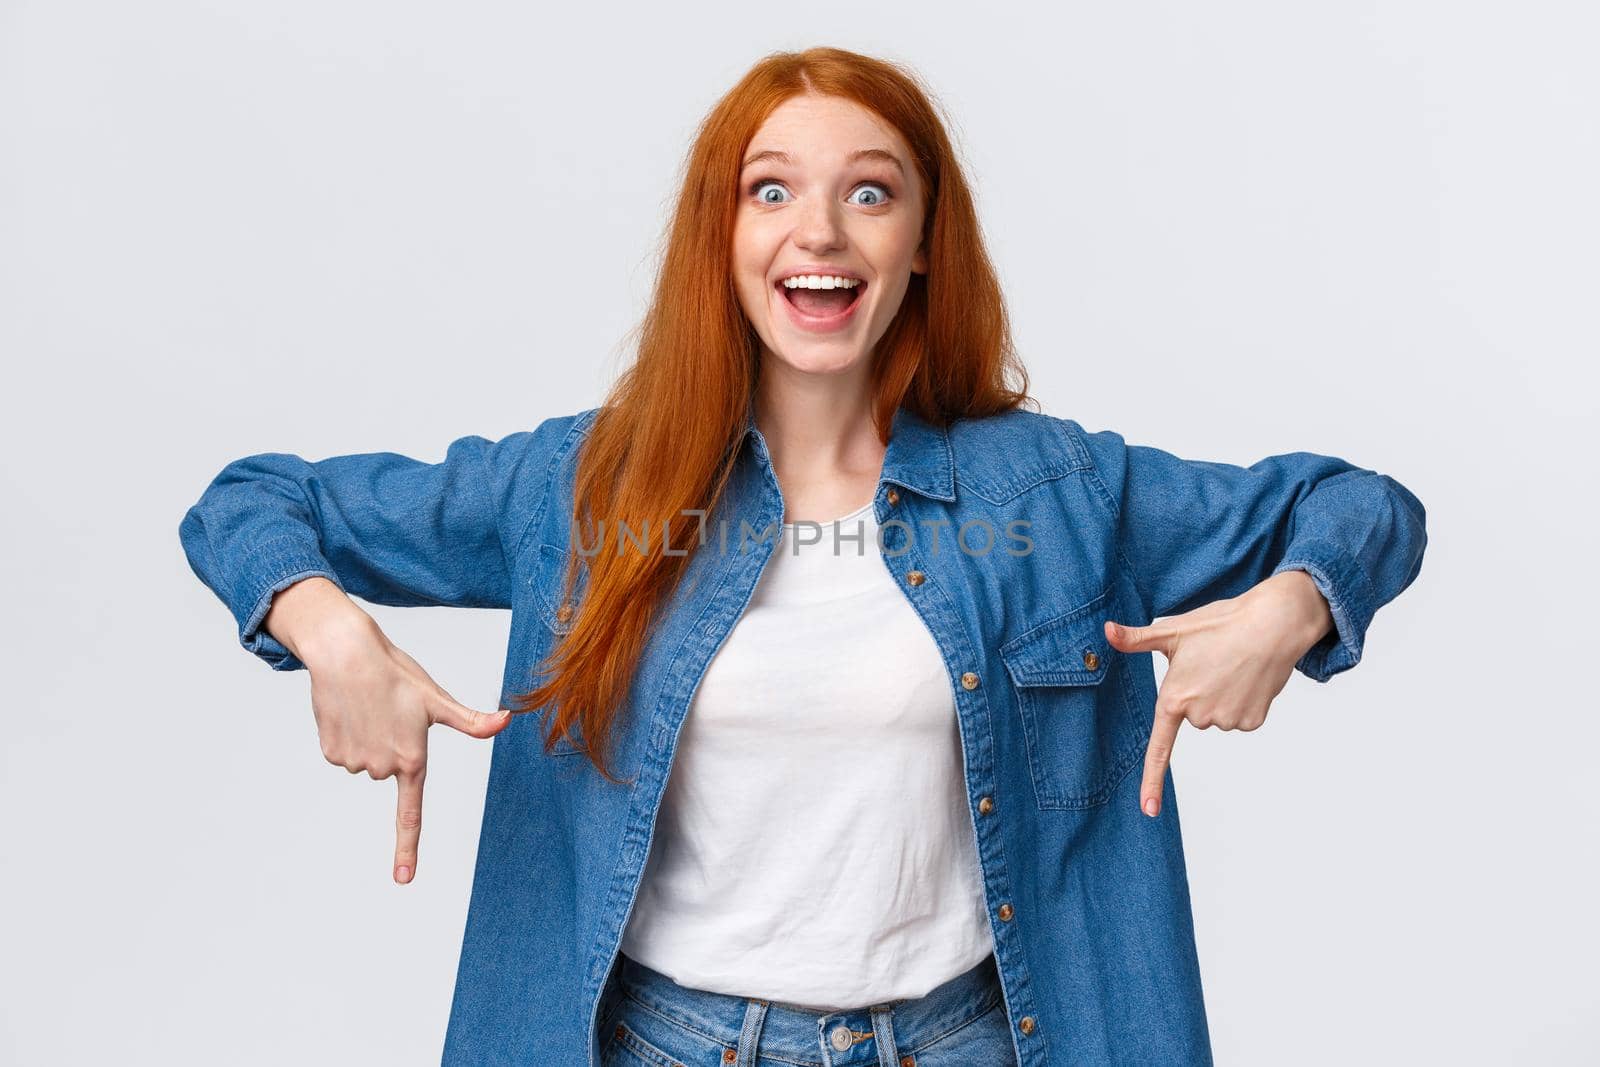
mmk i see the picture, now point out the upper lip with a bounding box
[773,265,867,285]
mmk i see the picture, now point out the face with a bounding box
[732,93,929,378]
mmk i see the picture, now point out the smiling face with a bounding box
[732,93,929,378]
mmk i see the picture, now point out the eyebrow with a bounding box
[740,147,906,176]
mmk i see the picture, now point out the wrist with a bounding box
[264,577,371,665]
[1268,568,1335,650]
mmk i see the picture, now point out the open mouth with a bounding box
[777,279,867,319]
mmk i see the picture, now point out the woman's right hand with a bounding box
[263,577,513,885]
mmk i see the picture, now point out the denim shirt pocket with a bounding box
[999,587,1149,810]
[528,542,590,757]
[534,543,589,636]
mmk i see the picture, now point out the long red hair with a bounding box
[507,46,1036,782]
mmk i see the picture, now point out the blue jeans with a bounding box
[597,950,1020,1066]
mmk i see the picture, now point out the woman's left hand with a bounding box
[1104,569,1335,818]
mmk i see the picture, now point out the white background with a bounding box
[2,1,1594,1062]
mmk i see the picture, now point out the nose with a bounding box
[791,195,846,255]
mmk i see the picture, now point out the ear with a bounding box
[912,241,929,275]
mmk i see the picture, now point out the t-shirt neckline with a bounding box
[780,498,877,529]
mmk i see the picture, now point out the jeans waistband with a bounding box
[608,951,1005,1063]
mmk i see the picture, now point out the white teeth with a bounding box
[781,274,861,290]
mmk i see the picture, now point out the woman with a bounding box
[179,46,1427,1066]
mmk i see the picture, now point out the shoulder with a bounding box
[948,407,1096,504]
[494,406,601,558]
[475,407,599,493]
[532,405,603,453]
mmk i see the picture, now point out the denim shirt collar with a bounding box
[739,397,957,503]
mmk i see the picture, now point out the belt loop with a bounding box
[871,1005,899,1067]
[736,998,769,1067]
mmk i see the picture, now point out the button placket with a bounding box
[868,496,1040,1058]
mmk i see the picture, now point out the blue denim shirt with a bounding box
[178,403,1427,1065]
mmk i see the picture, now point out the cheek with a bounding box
[730,267,767,317]
[730,231,772,305]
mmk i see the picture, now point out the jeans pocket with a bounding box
[999,587,1149,810]
[907,997,1019,1066]
[601,1014,682,1067]
[599,989,723,1067]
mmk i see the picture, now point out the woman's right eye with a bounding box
[750,180,789,204]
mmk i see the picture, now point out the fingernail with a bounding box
[1143,798,1158,817]
[397,866,411,882]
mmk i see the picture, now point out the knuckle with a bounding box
[396,808,423,832]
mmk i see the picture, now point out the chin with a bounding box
[763,337,871,376]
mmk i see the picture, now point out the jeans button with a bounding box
[829,1023,854,1051]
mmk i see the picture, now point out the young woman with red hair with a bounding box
[181,46,1427,1066]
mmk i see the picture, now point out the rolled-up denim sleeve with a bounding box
[1062,418,1428,683]
[178,429,547,671]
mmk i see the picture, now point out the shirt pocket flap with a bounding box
[999,601,1111,688]
[535,542,588,635]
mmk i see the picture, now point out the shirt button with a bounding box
[998,902,1014,921]
[978,795,994,814]
[556,602,574,623]
[961,671,980,690]
[906,569,926,586]
[829,1023,854,1051]
[1083,649,1099,669]
[886,487,900,506]
[1019,1015,1036,1036]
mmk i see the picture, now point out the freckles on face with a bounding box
[730,93,927,372]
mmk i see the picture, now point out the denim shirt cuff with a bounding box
[1271,537,1378,683]
[234,536,344,672]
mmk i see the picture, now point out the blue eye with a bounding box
[849,183,891,207]
[751,180,789,205]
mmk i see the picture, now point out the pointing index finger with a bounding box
[1140,703,1183,817]
[394,766,424,884]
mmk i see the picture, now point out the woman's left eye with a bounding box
[848,183,891,207]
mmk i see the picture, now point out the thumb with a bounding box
[1104,618,1170,655]
[431,696,513,739]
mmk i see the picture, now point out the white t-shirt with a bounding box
[617,499,995,1010]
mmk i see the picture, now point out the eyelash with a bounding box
[746,178,894,207]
